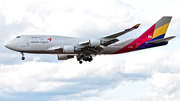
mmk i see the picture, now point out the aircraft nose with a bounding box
[5,40,19,51]
[4,41,13,49]
[4,43,9,48]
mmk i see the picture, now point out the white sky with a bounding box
[1,0,180,101]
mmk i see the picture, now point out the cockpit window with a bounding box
[16,36,20,38]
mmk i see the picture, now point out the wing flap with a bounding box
[101,39,119,46]
[83,46,104,54]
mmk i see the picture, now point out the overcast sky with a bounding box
[1,0,180,101]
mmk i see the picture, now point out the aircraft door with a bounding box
[26,41,30,47]
[40,35,44,40]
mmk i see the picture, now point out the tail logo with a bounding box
[148,35,152,38]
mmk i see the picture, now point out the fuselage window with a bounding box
[16,36,20,38]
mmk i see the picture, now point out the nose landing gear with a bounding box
[21,52,25,60]
[22,57,25,60]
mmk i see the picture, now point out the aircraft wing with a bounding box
[78,38,119,46]
[78,24,140,47]
[46,44,104,55]
[46,46,63,52]
[47,24,140,55]
[81,46,104,55]
[74,24,141,54]
[102,24,140,38]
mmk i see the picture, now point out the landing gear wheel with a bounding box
[22,57,25,60]
[79,61,83,64]
[80,55,84,58]
[83,57,87,61]
[88,56,93,62]
[77,57,81,61]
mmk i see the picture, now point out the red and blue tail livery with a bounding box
[5,16,175,64]
[113,16,175,54]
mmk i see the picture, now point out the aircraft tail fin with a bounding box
[138,16,172,41]
[113,16,174,54]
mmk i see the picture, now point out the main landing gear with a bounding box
[21,52,25,60]
[77,55,93,64]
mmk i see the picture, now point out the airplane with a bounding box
[5,16,176,64]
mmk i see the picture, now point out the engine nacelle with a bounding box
[57,55,74,60]
[89,39,101,47]
[63,46,75,53]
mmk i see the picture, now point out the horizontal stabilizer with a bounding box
[145,36,176,44]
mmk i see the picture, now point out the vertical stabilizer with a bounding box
[152,16,172,40]
[113,16,173,54]
[138,16,172,41]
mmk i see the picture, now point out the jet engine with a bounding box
[63,46,81,53]
[89,39,108,47]
[63,46,75,53]
[57,55,74,60]
[89,39,101,47]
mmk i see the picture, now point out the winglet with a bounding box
[131,24,141,29]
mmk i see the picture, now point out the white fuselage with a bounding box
[5,35,126,55]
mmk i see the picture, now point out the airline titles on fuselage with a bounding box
[31,41,49,44]
[30,38,52,44]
